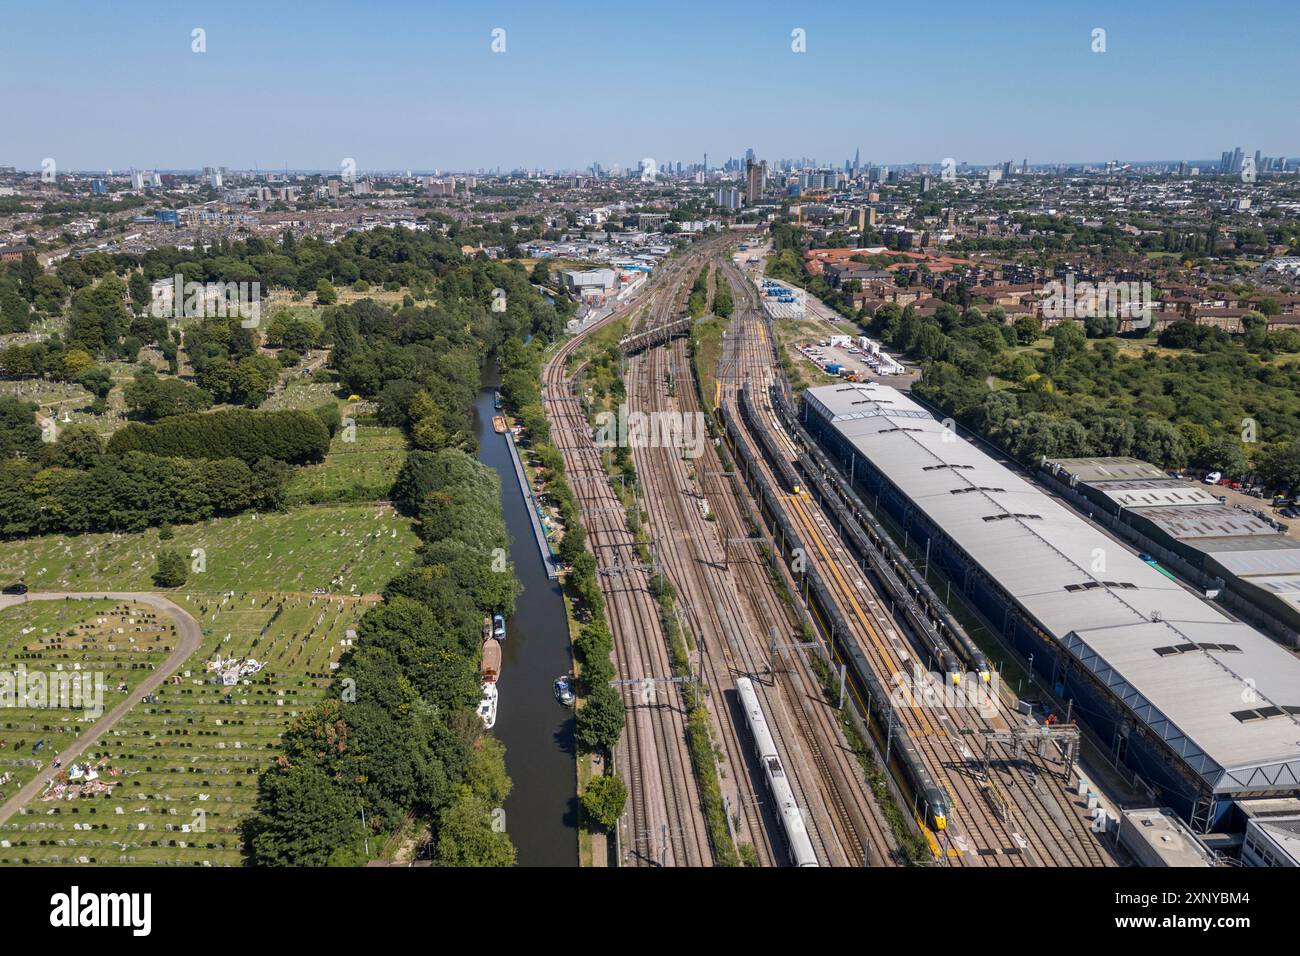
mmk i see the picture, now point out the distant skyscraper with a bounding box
[854,147,860,171]
[745,159,764,204]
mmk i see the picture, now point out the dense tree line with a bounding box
[0,446,289,537]
[496,330,625,758]
[124,367,213,420]
[712,268,734,318]
[244,448,519,866]
[106,407,333,463]
[0,394,329,537]
[687,266,710,318]
[895,301,1300,491]
[242,254,567,865]
[329,261,564,455]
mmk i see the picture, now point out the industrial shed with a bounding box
[1044,456,1300,643]
[801,382,1300,830]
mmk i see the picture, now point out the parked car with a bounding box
[1281,507,1299,519]
[1203,472,1222,484]
[1,582,27,595]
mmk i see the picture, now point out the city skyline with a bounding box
[3,0,1297,170]
[2,146,1293,177]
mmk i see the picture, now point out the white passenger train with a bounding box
[735,676,819,867]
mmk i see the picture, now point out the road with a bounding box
[0,591,204,827]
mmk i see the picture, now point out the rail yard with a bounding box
[544,238,1128,867]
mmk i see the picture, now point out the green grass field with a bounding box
[284,424,406,505]
[0,601,176,805]
[0,592,367,866]
[0,503,417,597]
[259,380,339,412]
[0,497,416,865]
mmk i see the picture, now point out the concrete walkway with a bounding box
[504,430,559,580]
[0,591,204,827]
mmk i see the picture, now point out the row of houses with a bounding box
[848,277,1300,333]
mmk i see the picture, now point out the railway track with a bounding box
[618,248,899,866]
[718,253,1114,867]
[541,245,723,866]
[711,257,898,865]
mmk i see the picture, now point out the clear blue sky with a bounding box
[2,0,1296,172]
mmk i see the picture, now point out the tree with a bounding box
[1008,316,1040,345]
[125,369,213,420]
[1050,321,1087,361]
[316,278,338,305]
[1256,442,1300,493]
[1088,416,1135,458]
[463,736,512,806]
[153,547,188,588]
[0,284,31,333]
[61,349,95,381]
[1134,419,1187,469]
[580,774,627,830]
[47,423,103,469]
[1190,434,1248,477]
[433,786,516,867]
[245,762,363,866]
[229,354,280,406]
[128,270,152,314]
[18,251,41,301]
[576,683,625,754]
[0,398,43,460]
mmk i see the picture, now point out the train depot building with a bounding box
[1038,455,1300,647]
[800,382,1300,833]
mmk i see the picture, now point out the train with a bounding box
[772,385,993,686]
[734,677,819,867]
[728,388,951,835]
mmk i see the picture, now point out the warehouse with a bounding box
[1041,456,1300,646]
[801,381,1300,831]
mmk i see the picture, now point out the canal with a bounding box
[474,370,579,866]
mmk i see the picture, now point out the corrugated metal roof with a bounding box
[807,382,1300,795]
[1051,457,1169,483]
[1128,506,1277,540]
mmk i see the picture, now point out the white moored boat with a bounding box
[477,682,499,729]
